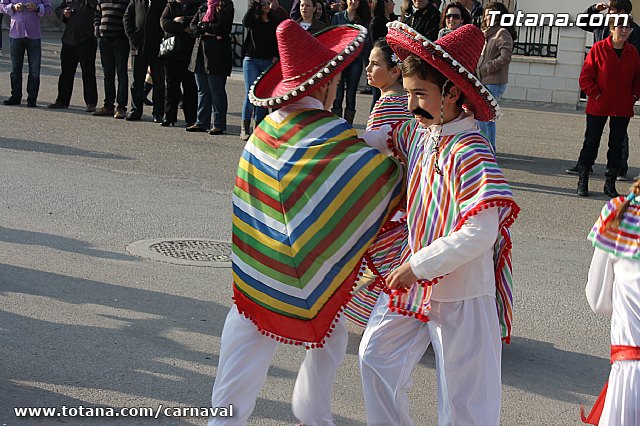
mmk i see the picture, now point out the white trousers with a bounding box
[209,306,349,426]
[359,292,502,426]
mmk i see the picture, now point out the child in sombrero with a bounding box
[359,23,520,425]
[208,19,405,426]
[581,179,640,426]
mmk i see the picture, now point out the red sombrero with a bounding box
[386,22,501,122]
[249,19,367,108]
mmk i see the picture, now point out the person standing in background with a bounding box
[187,0,234,135]
[93,0,129,118]
[476,2,514,151]
[459,0,482,28]
[0,0,52,107]
[296,0,326,32]
[330,0,370,124]
[48,0,98,112]
[123,0,167,122]
[239,0,282,141]
[159,0,200,127]
[437,1,470,39]
[566,0,639,181]
[400,0,439,40]
[368,0,396,109]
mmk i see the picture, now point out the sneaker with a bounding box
[85,104,96,113]
[3,97,20,106]
[48,102,69,109]
[93,106,115,116]
[114,107,126,119]
[125,111,141,121]
[617,174,629,181]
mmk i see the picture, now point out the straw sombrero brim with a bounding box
[250,24,368,108]
[386,21,501,122]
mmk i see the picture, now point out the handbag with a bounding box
[159,36,178,58]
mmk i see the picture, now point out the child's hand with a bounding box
[386,262,419,290]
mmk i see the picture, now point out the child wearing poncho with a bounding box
[581,179,640,426]
[359,23,519,425]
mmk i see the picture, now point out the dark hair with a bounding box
[372,0,386,18]
[339,0,371,23]
[401,0,433,18]
[484,2,517,40]
[312,0,328,23]
[438,2,471,29]
[608,13,634,29]
[610,179,640,228]
[610,0,632,13]
[400,55,465,108]
[373,38,401,69]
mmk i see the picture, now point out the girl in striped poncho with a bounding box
[582,179,640,425]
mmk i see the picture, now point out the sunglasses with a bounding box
[445,13,461,19]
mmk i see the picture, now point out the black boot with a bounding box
[604,168,620,198]
[331,107,343,118]
[143,82,153,106]
[577,164,589,197]
[344,109,356,125]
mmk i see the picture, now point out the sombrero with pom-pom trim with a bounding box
[386,22,501,122]
[249,19,367,108]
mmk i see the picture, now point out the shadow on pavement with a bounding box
[0,137,132,160]
[0,226,136,261]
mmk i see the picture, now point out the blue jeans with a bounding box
[242,56,271,123]
[333,58,364,112]
[476,83,506,150]
[98,35,130,109]
[9,37,41,102]
[195,73,228,130]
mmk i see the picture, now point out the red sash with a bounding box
[581,345,640,424]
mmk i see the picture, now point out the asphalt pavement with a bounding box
[1,33,639,425]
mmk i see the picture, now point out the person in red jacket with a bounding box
[574,15,640,198]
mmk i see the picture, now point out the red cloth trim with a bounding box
[581,382,608,425]
[232,267,359,349]
[611,345,640,362]
[580,345,640,424]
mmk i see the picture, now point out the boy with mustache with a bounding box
[360,23,519,425]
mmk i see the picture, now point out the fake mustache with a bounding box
[412,107,434,120]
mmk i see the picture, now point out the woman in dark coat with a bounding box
[160,0,201,127]
[187,0,235,134]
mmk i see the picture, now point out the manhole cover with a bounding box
[126,239,232,267]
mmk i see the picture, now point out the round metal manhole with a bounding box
[126,238,232,267]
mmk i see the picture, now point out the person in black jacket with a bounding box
[48,0,98,111]
[186,0,234,134]
[400,0,439,41]
[239,0,282,140]
[565,0,640,180]
[123,0,167,121]
[159,0,201,127]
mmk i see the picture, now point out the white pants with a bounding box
[209,306,349,426]
[359,292,502,426]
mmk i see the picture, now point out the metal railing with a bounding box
[232,23,245,68]
[513,24,559,58]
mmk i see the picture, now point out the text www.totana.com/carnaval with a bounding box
[13,404,234,418]
[488,11,630,27]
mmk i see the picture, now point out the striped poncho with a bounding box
[379,116,519,341]
[232,107,404,347]
[346,94,413,327]
[588,196,640,259]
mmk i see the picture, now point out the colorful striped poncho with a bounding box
[345,94,413,327]
[381,117,520,342]
[232,107,404,347]
[588,196,640,259]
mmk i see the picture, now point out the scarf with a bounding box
[202,0,219,22]
[588,196,640,259]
